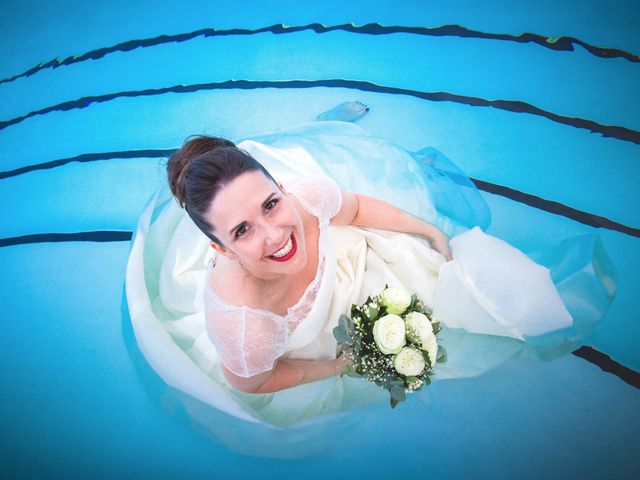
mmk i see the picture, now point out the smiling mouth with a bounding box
[267,233,297,262]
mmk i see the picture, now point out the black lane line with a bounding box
[2,23,638,85]
[573,346,640,389]
[0,231,132,247]
[1,79,639,145]
[0,149,175,180]
[471,178,640,237]
[2,149,638,238]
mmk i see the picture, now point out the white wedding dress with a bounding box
[125,121,616,458]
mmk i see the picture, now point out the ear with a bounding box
[210,241,236,259]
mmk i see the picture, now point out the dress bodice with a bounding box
[203,174,342,378]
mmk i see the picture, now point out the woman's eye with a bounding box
[235,225,248,239]
[265,199,279,211]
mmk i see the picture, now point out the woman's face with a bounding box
[206,170,307,280]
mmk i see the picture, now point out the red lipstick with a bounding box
[267,233,297,262]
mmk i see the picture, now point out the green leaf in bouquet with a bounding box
[381,376,400,391]
[421,349,433,369]
[436,345,447,363]
[365,305,379,321]
[332,325,349,345]
[423,374,431,386]
[409,293,418,310]
[333,314,354,346]
[344,313,355,333]
[405,376,418,386]
[390,384,406,404]
[432,321,442,335]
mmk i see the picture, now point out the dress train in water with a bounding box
[124,121,616,458]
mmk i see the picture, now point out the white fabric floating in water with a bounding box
[434,227,573,340]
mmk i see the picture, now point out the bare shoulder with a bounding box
[330,190,358,226]
[288,175,343,220]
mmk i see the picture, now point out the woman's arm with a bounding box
[331,191,453,260]
[222,355,352,394]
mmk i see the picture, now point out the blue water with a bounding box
[1,1,639,478]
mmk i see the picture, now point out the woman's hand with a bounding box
[428,230,453,261]
[335,348,355,374]
[224,353,357,394]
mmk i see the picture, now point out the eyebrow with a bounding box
[228,192,279,237]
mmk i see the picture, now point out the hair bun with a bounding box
[167,135,236,207]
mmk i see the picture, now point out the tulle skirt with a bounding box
[124,121,616,458]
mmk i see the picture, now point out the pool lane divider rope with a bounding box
[1,79,638,145]
[1,149,638,238]
[2,22,637,85]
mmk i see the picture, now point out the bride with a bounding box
[125,102,616,447]
[166,108,453,394]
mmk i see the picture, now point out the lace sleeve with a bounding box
[205,306,288,378]
[287,175,342,224]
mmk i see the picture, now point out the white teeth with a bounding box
[269,235,293,258]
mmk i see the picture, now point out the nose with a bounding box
[261,221,283,247]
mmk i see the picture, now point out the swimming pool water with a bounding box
[1,1,638,478]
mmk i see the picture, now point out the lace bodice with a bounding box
[204,175,342,378]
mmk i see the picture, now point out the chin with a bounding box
[284,254,309,279]
[290,254,308,274]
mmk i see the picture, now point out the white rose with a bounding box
[393,347,426,376]
[405,312,438,367]
[372,314,406,354]
[405,312,431,338]
[422,331,438,368]
[380,287,412,315]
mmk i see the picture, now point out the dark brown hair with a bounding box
[167,135,277,244]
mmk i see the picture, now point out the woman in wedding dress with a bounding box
[125,102,616,454]
[166,104,452,394]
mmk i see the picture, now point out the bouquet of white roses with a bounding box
[333,286,446,407]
